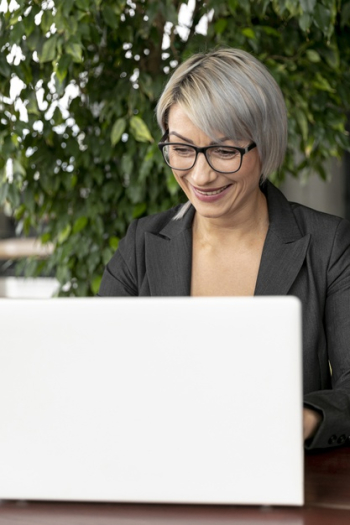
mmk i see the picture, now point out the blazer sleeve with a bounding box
[304,218,350,449]
[98,220,139,296]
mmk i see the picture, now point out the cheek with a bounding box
[236,157,261,184]
[247,153,262,177]
[172,170,192,198]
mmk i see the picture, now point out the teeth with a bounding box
[196,185,228,196]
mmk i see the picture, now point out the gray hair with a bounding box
[156,48,288,219]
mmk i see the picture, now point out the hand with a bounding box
[303,407,322,441]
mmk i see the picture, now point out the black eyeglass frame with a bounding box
[158,132,257,174]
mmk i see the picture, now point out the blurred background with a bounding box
[0,0,350,298]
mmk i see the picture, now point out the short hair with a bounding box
[156,47,288,181]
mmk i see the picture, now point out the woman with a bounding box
[99,48,350,450]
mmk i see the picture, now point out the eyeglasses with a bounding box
[158,132,256,174]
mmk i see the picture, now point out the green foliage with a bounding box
[0,0,350,295]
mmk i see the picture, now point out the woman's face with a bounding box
[167,104,262,222]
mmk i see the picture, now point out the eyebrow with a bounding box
[168,131,231,145]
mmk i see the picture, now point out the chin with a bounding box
[193,205,229,220]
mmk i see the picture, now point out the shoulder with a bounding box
[291,203,350,272]
[100,204,188,296]
[289,201,347,236]
[132,204,184,235]
[290,202,350,258]
[265,180,349,241]
[119,203,192,252]
[289,203,350,262]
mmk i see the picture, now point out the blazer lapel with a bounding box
[254,230,310,295]
[255,181,311,296]
[145,206,194,296]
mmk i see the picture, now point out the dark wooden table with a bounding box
[0,446,349,525]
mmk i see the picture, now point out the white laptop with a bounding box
[0,297,303,505]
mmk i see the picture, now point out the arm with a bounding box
[304,218,350,449]
[98,220,139,297]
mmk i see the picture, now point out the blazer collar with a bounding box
[262,180,303,242]
[144,206,194,296]
[145,181,310,296]
[254,181,311,295]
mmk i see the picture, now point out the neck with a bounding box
[193,188,269,245]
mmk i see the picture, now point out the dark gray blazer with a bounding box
[99,181,350,450]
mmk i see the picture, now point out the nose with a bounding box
[188,152,217,186]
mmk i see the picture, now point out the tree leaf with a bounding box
[0,182,8,206]
[39,35,58,63]
[58,224,71,244]
[41,10,54,34]
[0,56,11,78]
[306,49,321,62]
[295,108,308,142]
[214,19,228,34]
[41,232,51,244]
[111,118,126,146]
[166,173,179,196]
[322,47,340,70]
[300,0,316,13]
[341,2,350,27]
[228,0,238,14]
[313,73,335,92]
[298,13,311,32]
[73,216,88,234]
[313,4,331,34]
[109,236,120,250]
[102,5,119,29]
[66,41,83,63]
[12,159,26,177]
[102,247,113,265]
[91,275,102,295]
[241,27,256,39]
[26,95,40,115]
[261,26,281,37]
[76,0,90,11]
[130,116,154,143]
[56,53,71,83]
[26,28,42,51]
[132,202,147,218]
[62,0,75,17]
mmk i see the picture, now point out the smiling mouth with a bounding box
[193,184,231,196]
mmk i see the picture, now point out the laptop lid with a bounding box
[0,297,303,505]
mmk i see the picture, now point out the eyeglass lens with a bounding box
[162,144,242,173]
